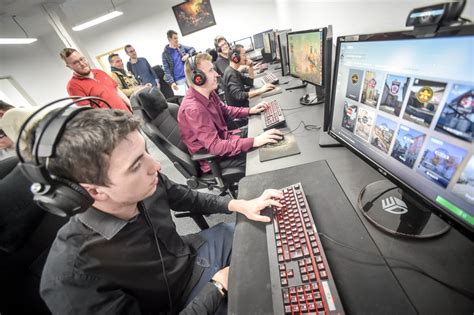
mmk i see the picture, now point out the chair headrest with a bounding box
[135,87,169,120]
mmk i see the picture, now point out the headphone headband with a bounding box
[16,96,110,217]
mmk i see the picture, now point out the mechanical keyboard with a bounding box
[260,72,279,85]
[262,100,286,130]
[265,183,345,314]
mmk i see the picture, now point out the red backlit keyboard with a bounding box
[265,183,345,314]
[262,100,286,130]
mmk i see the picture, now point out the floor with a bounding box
[144,134,236,235]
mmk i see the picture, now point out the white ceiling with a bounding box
[0,0,129,38]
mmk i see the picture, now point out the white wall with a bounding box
[0,0,473,107]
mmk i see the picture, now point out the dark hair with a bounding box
[0,100,15,112]
[214,35,227,49]
[124,44,133,54]
[108,53,120,64]
[228,44,244,60]
[167,30,178,39]
[59,48,78,62]
[28,109,141,186]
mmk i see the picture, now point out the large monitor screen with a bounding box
[263,32,272,54]
[287,28,325,86]
[329,26,474,236]
[234,37,254,52]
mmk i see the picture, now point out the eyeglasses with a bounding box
[69,57,87,66]
[218,42,229,48]
[0,130,6,139]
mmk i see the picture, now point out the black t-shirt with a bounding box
[223,67,254,107]
[214,56,230,76]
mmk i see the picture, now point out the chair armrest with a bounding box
[191,150,217,161]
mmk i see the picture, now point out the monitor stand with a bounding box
[299,86,324,106]
[318,131,341,147]
[358,179,450,239]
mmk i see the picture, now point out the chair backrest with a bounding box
[152,65,175,100]
[130,87,200,177]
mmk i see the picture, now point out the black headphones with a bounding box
[230,47,241,64]
[188,55,206,86]
[16,96,110,217]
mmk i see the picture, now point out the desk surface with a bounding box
[229,67,474,314]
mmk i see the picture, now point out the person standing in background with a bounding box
[125,45,159,87]
[162,30,196,91]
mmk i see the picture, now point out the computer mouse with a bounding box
[278,134,285,142]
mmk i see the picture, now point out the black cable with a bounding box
[142,206,174,313]
[318,232,474,300]
[11,15,28,38]
[110,0,117,10]
[281,120,320,136]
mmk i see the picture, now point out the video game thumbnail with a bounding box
[354,108,376,141]
[360,70,384,108]
[341,101,358,133]
[345,69,364,101]
[379,74,410,117]
[417,137,468,188]
[452,155,474,205]
[370,115,397,153]
[435,84,473,143]
[391,125,426,168]
[403,78,447,127]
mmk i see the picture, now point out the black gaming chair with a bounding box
[130,87,245,198]
[152,65,181,105]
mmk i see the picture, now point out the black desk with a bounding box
[229,69,474,314]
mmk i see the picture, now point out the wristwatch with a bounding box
[210,279,227,297]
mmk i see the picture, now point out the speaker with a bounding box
[188,55,206,86]
[16,96,109,217]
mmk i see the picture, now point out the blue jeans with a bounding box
[185,223,234,313]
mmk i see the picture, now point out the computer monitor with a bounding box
[329,25,474,239]
[234,37,254,52]
[278,33,289,76]
[262,32,275,63]
[287,27,327,105]
[253,29,272,50]
[275,29,291,61]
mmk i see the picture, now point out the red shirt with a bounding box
[178,87,254,173]
[67,69,130,112]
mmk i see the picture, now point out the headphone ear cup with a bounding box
[231,52,240,63]
[32,176,94,217]
[192,70,207,86]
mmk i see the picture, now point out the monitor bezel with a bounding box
[287,27,327,87]
[233,36,254,52]
[328,25,474,240]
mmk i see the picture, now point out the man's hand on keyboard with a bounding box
[249,101,270,114]
[228,189,283,223]
[260,83,275,94]
[253,129,284,147]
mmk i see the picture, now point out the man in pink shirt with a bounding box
[178,53,282,173]
[60,48,131,112]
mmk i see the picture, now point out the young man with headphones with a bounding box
[223,44,275,107]
[18,102,283,314]
[178,53,283,174]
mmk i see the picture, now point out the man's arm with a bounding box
[67,81,91,106]
[41,274,142,314]
[162,51,175,85]
[145,58,159,81]
[116,87,132,109]
[179,107,254,156]
[224,71,250,102]
[183,44,196,57]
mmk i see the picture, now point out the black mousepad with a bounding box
[259,128,300,162]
